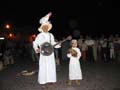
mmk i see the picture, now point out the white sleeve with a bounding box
[49,33,55,45]
[67,53,71,58]
[49,33,61,48]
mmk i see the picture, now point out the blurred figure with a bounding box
[3,49,14,66]
[85,36,94,63]
[81,39,88,62]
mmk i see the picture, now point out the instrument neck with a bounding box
[54,38,68,46]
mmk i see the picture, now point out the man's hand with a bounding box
[35,49,40,53]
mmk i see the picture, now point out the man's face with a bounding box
[42,25,49,33]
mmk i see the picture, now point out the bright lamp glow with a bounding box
[5,24,10,29]
[0,37,5,40]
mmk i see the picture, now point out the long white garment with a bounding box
[33,32,58,84]
[67,47,82,80]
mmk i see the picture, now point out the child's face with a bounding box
[71,40,77,47]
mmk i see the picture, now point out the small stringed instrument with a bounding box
[40,35,72,56]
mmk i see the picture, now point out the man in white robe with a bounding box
[33,12,60,86]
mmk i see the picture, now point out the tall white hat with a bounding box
[38,12,52,32]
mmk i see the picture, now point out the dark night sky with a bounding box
[0,0,119,36]
[0,1,95,25]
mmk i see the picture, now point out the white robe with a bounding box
[33,32,59,84]
[67,47,82,80]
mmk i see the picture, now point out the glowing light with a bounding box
[29,34,36,42]
[9,33,13,37]
[5,24,10,29]
[0,37,5,40]
[32,34,36,38]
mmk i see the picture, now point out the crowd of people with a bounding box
[77,34,120,63]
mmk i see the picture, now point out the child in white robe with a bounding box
[67,39,82,85]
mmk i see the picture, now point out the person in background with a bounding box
[81,39,88,62]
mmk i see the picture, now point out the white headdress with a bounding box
[38,12,52,32]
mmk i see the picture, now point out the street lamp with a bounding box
[5,24,11,30]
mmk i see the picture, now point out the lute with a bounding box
[40,35,72,56]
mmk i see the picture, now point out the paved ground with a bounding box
[0,57,120,90]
